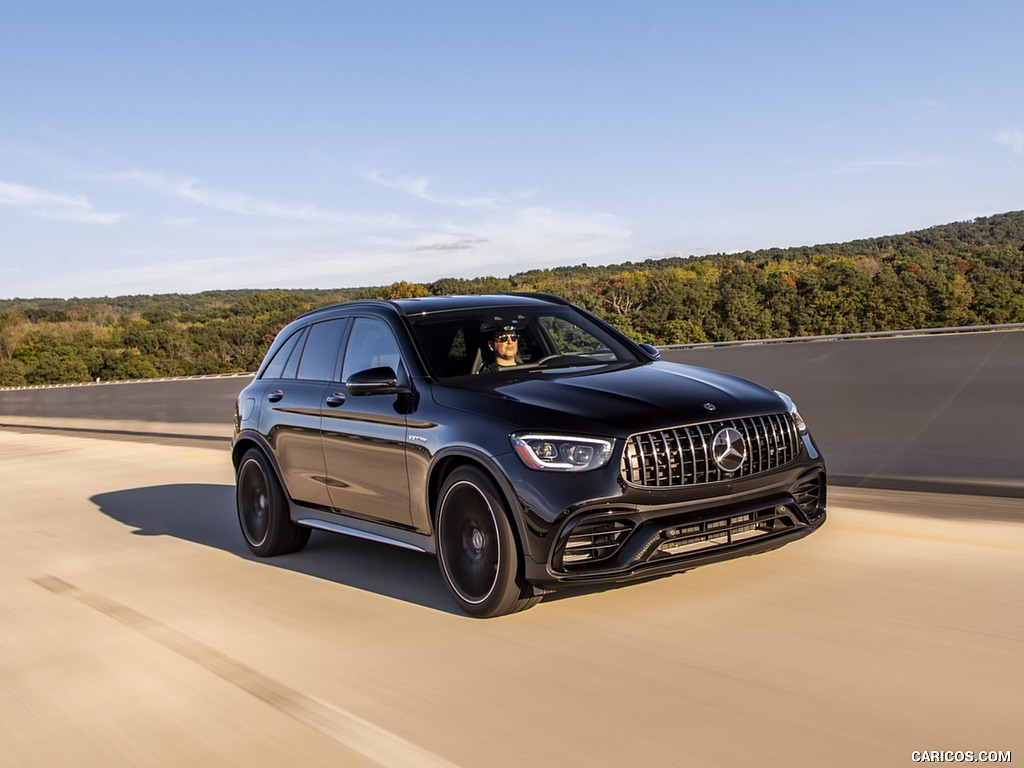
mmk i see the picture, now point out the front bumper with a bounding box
[520,466,826,590]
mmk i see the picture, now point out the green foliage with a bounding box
[367,281,432,300]
[0,310,28,361]
[0,359,27,387]
[2,211,1023,386]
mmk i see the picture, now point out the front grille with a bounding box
[621,413,801,488]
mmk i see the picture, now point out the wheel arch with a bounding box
[232,431,282,482]
[427,448,534,562]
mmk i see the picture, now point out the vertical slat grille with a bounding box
[621,413,800,488]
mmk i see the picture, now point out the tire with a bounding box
[436,466,541,618]
[236,448,310,557]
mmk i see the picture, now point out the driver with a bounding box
[480,325,523,372]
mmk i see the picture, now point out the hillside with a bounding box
[2,211,1023,386]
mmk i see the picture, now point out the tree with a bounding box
[2,211,1023,384]
[97,349,161,381]
[714,263,775,340]
[25,347,91,384]
[378,281,431,299]
[0,310,27,361]
[0,359,27,387]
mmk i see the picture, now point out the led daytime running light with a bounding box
[511,434,613,472]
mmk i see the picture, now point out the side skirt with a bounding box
[289,503,436,555]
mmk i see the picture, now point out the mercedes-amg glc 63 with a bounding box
[232,293,826,617]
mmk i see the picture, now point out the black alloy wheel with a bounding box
[436,466,540,617]
[236,448,310,557]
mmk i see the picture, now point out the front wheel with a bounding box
[436,467,540,618]
[236,448,310,557]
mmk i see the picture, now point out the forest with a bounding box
[2,211,1023,387]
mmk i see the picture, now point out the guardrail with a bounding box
[662,322,1024,348]
[0,371,254,391]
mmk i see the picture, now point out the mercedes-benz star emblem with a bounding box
[712,427,747,473]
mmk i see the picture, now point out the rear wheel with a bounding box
[436,466,540,617]
[236,448,310,556]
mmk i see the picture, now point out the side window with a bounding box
[342,318,404,382]
[409,318,473,377]
[539,316,603,354]
[281,327,308,380]
[296,319,345,382]
[259,328,304,380]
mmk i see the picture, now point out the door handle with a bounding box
[267,390,284,403]
[325,393,346,407]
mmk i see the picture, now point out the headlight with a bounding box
[511,434,613,472]
[774,390,808,434]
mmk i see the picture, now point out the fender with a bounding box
[232,429,282,480]
[426,444,535,560]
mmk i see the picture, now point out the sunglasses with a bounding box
[494,333,519,342]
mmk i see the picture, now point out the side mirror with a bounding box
[345,366,409,396]
[639,343,661,361]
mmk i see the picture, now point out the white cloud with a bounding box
[994,130,1024,154]
[19,202,632,297]
[362,171,435,201]
[360,170,539,210]
[110,169,413,228]
[485,207,632,266]
[157,215,200,228]
[415,239,490,252]
[909,99,948,115]
[34,209,123,225]
[837,157,942,174]
[351,171,631,273]
[108,165,630,274]
[0,162,630,297]
[0,180,122,224]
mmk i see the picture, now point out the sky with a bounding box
[1,1,1022,300]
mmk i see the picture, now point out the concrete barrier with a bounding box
[2,329,1022,497]
[0,374,249,441]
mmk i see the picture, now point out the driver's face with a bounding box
[490,333,518,362]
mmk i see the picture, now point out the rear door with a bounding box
[260,318,347,509]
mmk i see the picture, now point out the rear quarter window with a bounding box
[259,328,304,380]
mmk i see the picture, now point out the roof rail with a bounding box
[505,291,570,305]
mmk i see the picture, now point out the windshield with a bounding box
[406,305,640,380]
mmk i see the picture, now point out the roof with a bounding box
[295,292,569,322]
[389,292,568,316]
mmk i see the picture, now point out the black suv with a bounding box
[232,293,826,617]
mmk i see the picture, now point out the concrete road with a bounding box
[1,429,1020,767]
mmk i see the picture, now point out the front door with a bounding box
[320,317,413,527]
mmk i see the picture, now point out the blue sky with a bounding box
[1,1,1022,299]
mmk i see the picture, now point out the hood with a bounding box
[430,361,787,437]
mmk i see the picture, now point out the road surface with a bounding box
[1,428,1020,767]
